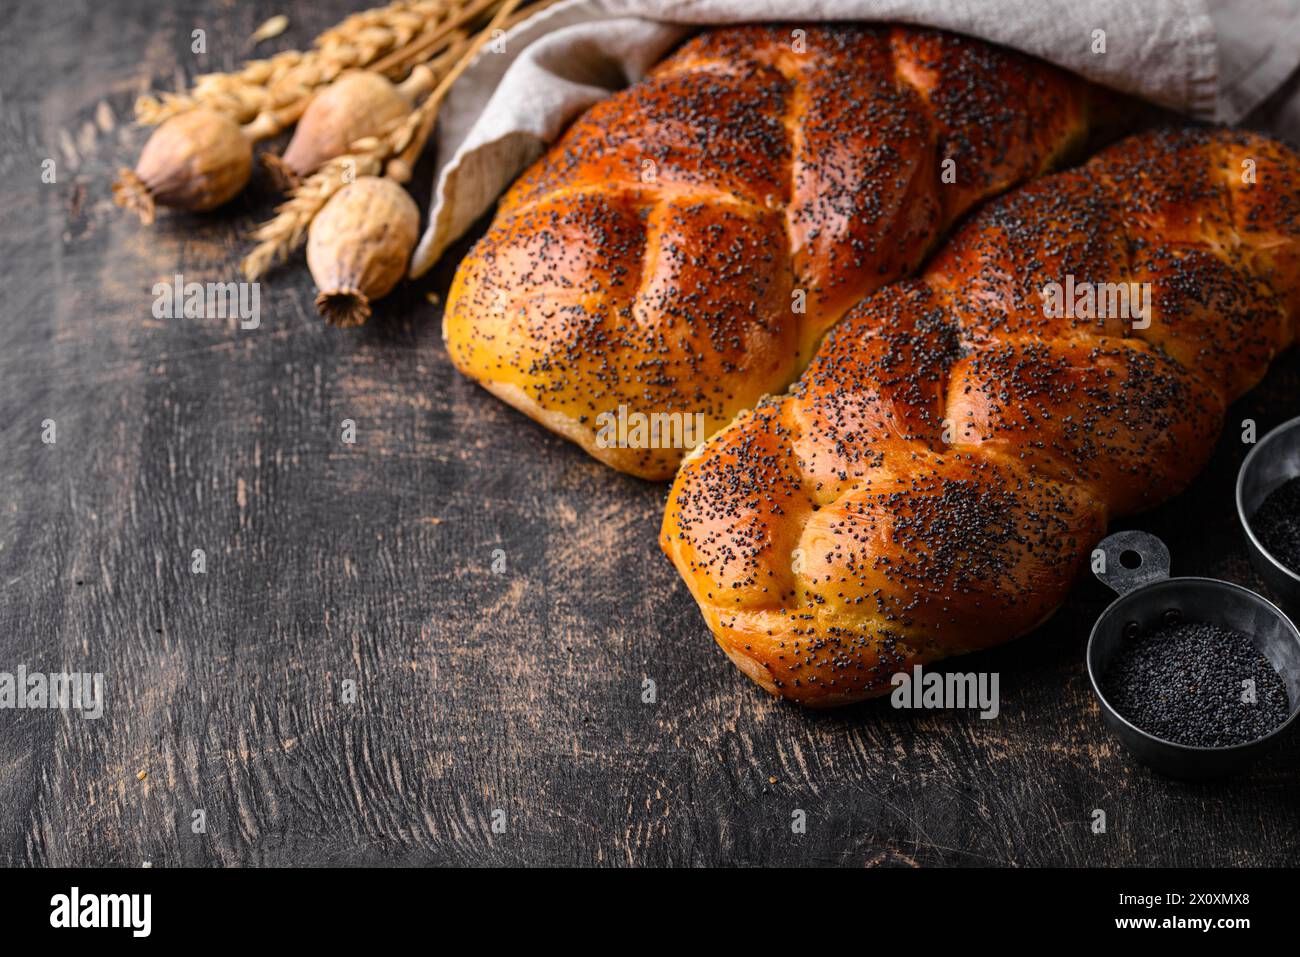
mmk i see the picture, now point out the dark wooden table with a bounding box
[3,0,1299,868]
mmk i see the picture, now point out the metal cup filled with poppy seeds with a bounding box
[1086,530,1300,780]
[1237,415,1300,619]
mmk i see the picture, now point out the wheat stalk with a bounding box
[135,0,459,131]
[242,0,528,281]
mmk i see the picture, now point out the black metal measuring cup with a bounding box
[1086,529,1300,779]
[1237,415,1300,619]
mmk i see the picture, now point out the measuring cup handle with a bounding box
[1092,530,1171,597]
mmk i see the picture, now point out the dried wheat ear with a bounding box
[116,0,545,325]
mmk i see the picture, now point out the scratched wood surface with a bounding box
[2,0,1300,868]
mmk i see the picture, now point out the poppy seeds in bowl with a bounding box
[1251,476,1300,576]
[1101,621,1292,748]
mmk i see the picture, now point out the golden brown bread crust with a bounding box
[444,24,1097,479]
[661,127,1300,707]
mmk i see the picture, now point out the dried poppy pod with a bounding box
[113,108,271,223]
[267,66,435,189]
[307,176,420,328]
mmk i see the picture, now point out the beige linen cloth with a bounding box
[410,0,1300,277]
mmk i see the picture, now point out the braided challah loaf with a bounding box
[444,25,1105,479]
[661,127,1300,707]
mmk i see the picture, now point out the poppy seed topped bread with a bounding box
[661,128,1300,706]
[443,24,1100,478]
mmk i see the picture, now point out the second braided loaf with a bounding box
[661,127,1300,707]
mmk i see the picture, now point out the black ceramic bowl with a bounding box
[1237,415,1300,619]
[1086,530,1300,780]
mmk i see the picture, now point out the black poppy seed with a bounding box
[1102,621,1291,748]
[1251,476,1300,575]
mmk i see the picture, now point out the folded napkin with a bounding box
[410,0,1300,276]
